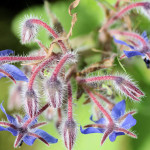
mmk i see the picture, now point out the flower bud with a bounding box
[62,119,77,150]
[46,78,65,108]
[114,76,144,101]
[21,19,38,44]
[25,89,38,117]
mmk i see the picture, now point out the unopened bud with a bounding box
[21,19,38,44]
[62,119,77,150]
[114,76,144,101]
[25,89,38,117]
[46,78,65,108]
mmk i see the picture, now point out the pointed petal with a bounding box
[80,126,104,134]
[123,50,145,58]
[0,102,17,125]
[34,129,58,143]
[109,132,117,142]
[109,132,125,142]
[0,126,18,136]
[111,100,126,120]
[90,115,106,124]
[23,135,36,145]
[113,37,134,49]
[7,127,18,136]
[1,64,28,82]
[121,114,136,129]
[0,50,14,56]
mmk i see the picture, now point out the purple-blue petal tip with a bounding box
[123,50,145,58]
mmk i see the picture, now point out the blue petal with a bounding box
[0,102,17,125]
[0,64,28,82]
[22,115,37,127]
[123,50,145,58]
[7,127,18,136]
[34,129,58,143]
[111,100,126,120]
[90,115,106,124]
[0,126,18,136]
[141,31,149,43]
[0,72,6,79]
[121,114,136,129]
[23,135,36,146]
[80,126,104,134]
[113,37,135,49]
[0,50,14,56]
[109,132,125,142]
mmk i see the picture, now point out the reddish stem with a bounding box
[30,19,67,53]
[0,56,44,62]
[94,92,114,107]
[51,53,71,80]
[78,76,116,83]
[57,108,62,121]
[101,2,146,31]
[84,88,113,123]
[28,55,57,89]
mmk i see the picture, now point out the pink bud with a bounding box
[46,78,65,108]
[114,76,144,101]
[25,89,38,117]
[21,19,38,44]
[62,119,77,150]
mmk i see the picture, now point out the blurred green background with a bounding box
[0,0,150,150]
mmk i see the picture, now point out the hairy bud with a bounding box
[21,19,38,44]
[62,119,77,150]
[46,78,65,108]
[25,89,38,117]
[114,76,144,101]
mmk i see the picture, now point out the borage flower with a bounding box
[80,100,137,145]
[0,50,28,83]
[0,102,58,147]
[113,31,150,68]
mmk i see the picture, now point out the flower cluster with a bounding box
[0,0,149,150]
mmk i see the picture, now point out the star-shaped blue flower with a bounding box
[114,31,149,58]
[80,100,136,143]
[0,50,28,82]
[0,102,58,147]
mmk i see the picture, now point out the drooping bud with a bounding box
[62,119,77,150]
[114,76,144,101]
[46,78,65,108]
[21,19,38,44]
[25,89,38,117]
